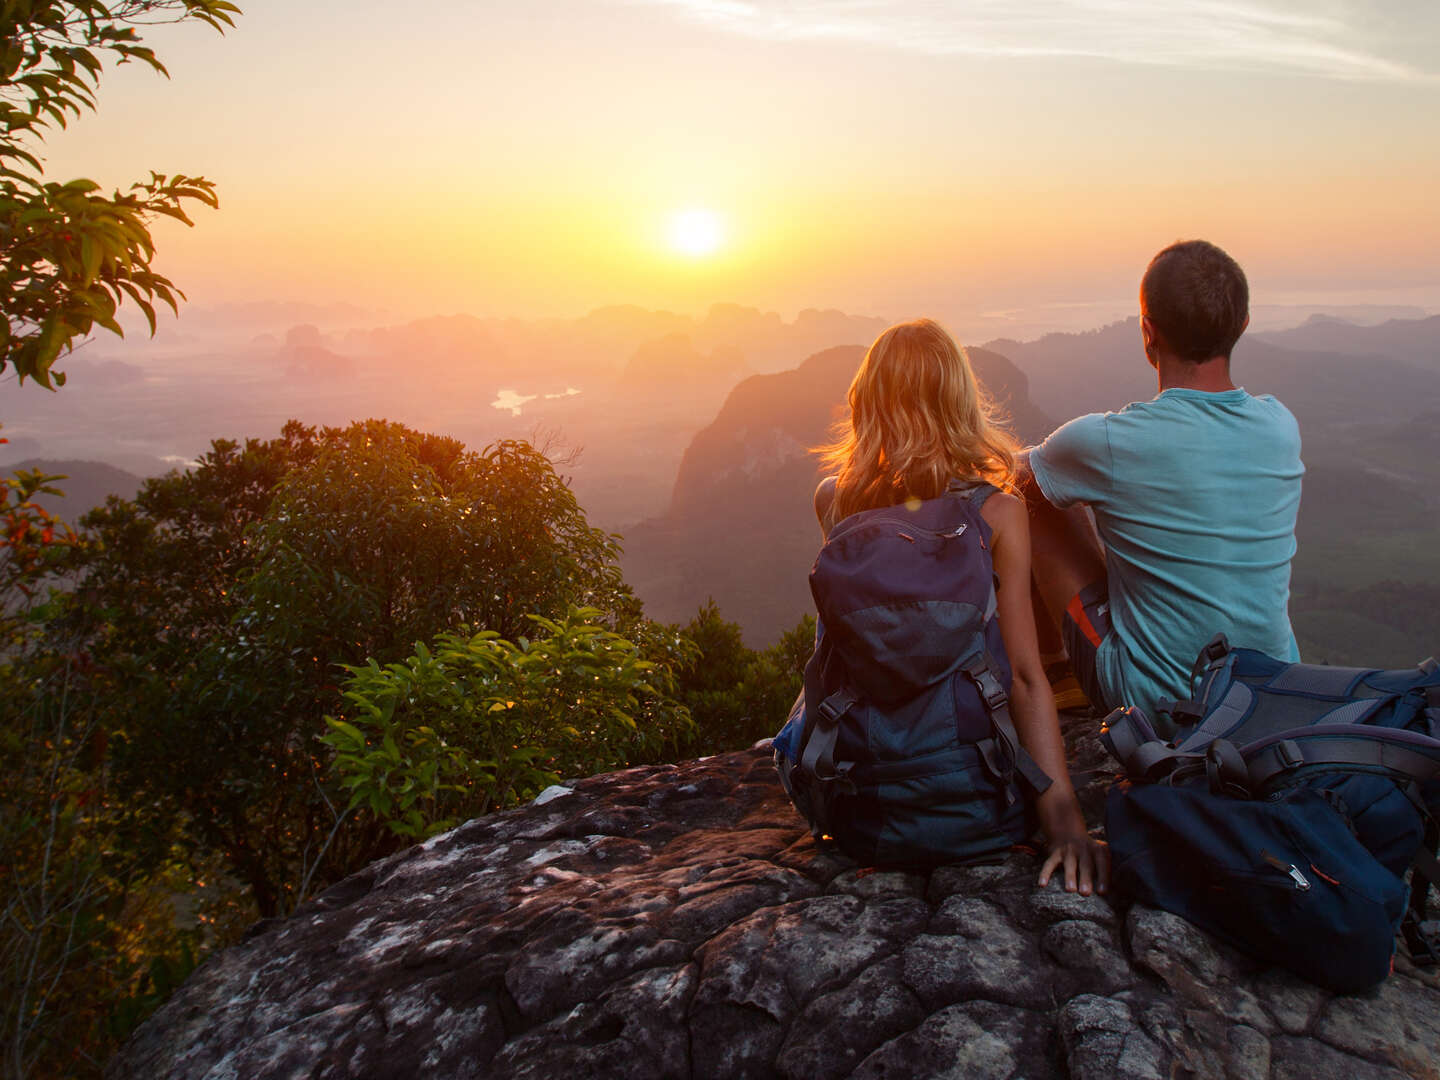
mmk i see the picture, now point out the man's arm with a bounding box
[1026,413,1114,510]
[1020,434,1108,642]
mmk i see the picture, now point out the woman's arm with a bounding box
[982,490,1109,895]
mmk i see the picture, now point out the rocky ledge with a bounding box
[111,744,1440,1079]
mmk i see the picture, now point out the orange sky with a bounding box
[40,1,1440,332]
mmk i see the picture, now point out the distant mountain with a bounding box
[689,305,890,374]
[984,316,1440,430]
[621,345,1054,643]
[336,303,889,387]
[9,459,144,525]
[279,325,356,378]
[1253,313,1440,365]
[620,333,750,387]
[982,319,1153,419]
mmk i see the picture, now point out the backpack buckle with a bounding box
[1189,633,1232,685]
[818,761,857,797]
[815,688,858,726]
[966,664,1010,713]
[1274,738,1305,772]
[1160,698,1206,727]
[1205,739,1252,798]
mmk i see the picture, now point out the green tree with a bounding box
[323,608,691,840]
[64,421,636,917]
[1,445,204,1079]
[671,601,814,754]
[1,457,76,645]
[1,1,239,389]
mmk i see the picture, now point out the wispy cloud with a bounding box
[624,1,1431,83]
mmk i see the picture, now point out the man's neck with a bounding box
[1155,354,1236,394]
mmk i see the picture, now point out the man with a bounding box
[1023,240,1304,731]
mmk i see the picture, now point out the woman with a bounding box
[815,318,1107,894]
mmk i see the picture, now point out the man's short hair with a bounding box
[1140,240,1249,363]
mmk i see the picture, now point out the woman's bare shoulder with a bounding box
[979,488,1025,533]
[814,476,837,521]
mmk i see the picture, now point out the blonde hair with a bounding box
[818,318,1018,522]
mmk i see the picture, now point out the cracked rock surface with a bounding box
[110,742,1440,1079]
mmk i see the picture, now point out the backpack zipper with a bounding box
[842,515,973,542]
[1260,849,1311,891]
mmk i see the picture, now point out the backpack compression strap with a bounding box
[792,637,860,840]
[1242,724,1440,793]
[798,687,858,789]
[963,656,1053,801]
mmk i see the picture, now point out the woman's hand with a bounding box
[1038,832,1110,896]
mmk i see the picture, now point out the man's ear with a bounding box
[1141,315,1160,358]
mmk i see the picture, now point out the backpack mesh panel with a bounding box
[1176,683,1254,751]
[1266,664,1373,697]
[1316,699,1389,726]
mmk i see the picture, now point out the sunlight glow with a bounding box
[668,208,726,257]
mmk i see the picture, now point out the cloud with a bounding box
[625,0,1431,83]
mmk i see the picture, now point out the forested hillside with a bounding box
[1,419,808,1077]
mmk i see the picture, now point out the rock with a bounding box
[850,1001,1052,1079]
[1127,905,1274,1031]
[1058,994,1165,1080]
[775,959,925,1080]
[1314,976,1440,1079]
[1041,919,1133,992]
[1121,991,1267,1080]
[491,965,696,1080]
[1252,968,1327,1035]
[903,898,1050,1010]
[109,748,1440,1079]
[1269,1035,1414,1080]
[1028,882,1119,927]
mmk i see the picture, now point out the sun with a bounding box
[667,208,725,258]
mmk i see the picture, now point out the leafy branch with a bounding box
[0,2,241,389]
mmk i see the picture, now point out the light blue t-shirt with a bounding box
[1030,388,1303,723]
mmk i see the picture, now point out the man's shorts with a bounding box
[1062,581,1113,713]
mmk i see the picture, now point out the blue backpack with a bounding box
[773,482,1051,866]
[1102,634,1440,992]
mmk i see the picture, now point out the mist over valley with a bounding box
[5,301,1438,665]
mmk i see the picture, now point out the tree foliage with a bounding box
[0,1,239,388]
[323,608,692,840]
[1,441,203,1079]
[671,600,813,754]
[1,453,76,645]
[3,414,809,1075]
[64,420,637,918]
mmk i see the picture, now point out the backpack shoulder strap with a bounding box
[946,478,999,509]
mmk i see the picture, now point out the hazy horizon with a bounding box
[22,1,1440,332]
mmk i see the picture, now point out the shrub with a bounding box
[323,608,691,838]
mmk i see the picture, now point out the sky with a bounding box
[39,0,1440,335]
